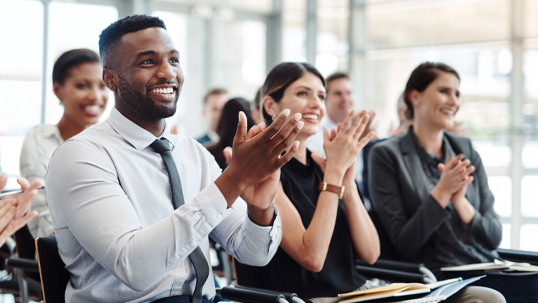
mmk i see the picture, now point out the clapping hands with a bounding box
[0,173,39,246]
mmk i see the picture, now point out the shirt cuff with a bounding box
[243,206,281,255]
[192,182,228,228]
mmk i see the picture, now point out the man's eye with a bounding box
[76,84,86,89]
[141,59,153,65]
[170,58,179,64]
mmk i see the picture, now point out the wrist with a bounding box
[247,204,275,226]
[324,166,344,185]
[431,185,451,208]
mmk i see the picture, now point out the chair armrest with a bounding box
[219,286,289,303]
[5,258,39,272]
[355,265,426,283]
[497,248,538,265]
[357,259,424,273]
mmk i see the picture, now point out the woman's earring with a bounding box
[272,116,276,121]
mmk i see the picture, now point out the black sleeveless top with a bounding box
[244,150,366,299]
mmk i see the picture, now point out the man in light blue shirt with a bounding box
[46,15,303,303]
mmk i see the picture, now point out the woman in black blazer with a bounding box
[369,62,535,302]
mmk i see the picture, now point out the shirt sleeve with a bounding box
[466,142,502,250]
[368,143,449,260]
[47,138,281,292]
[19,128,54,238]
[47,140,226,291]
[201,143,282,266]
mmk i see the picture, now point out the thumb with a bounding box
[233,111,248,146]
[438,163,445,173]
[311,153,327,173]
[223,147,233,165]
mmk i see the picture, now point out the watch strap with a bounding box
[318,182,345,199]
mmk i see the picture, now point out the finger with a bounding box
[15,186,37,219]
[464,165,476,176]
[330,128,336,141]
[336,123,343,134]
[357,131,375,151]
[17,177,30,191]
[438,163,445,173]
[0,201,15,219]
[0,211,38,245]
[311,153,327,174]
[352,113,370,141]
[223,147,233,166]
[259,109,292,142]
[0,207,15,235]
[0,173,7,191]
[233,111,248,146]
[247,125,257,139]
[276,141,300,167]
[341,109,356,132]
[272,121,304,154]
[323,127,330,144]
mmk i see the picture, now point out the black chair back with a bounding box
[35,237,70,303]
[13,225,41,282]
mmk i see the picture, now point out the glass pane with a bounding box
[520,224,538,251]
[364,45,511,138]
[367,0,509,49]
[521,176,538,217]
[0,0,43,79]
[489,176,511,217]
[46,2,118,125]
[0,80,42,136]
[524,0,538,39]
[0,137,25,177]
[153,11,205,137]
[283,0,306,62]
[499,224,511,249]
[317,0,349,76]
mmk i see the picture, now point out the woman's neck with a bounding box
[57,115,87,141]
[413,120,444,158]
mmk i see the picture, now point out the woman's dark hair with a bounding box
[403,62,460,119]
[52,49,101,85]
[261,62,325,125]
[206,98,256,170]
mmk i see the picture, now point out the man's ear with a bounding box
[53,82,63,102]
[262,95,278,118]
[103,69,118,91]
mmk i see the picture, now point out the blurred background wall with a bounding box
[0,0,537,250]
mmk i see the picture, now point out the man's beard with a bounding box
[117,73,179,121]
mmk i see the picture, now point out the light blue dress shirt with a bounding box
[46,108,282,303]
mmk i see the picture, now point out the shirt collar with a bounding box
[408,125,452,164]
[107,107,174,151]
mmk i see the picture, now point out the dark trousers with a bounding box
[439,271,538,303]
[150,295,214,303]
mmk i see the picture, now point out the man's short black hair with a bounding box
[99,15,166,66]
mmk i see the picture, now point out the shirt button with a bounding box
[216,214,222,220]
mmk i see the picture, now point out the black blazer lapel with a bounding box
[399,131,435,207]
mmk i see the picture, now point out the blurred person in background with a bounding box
[20,49,109,238]
[0,173,40,246]
[368,62,519,301]
[307,72,371,204]
[251,88,263,124]
[196,88,228,145]
[206,98,255,170]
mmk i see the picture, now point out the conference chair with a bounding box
[2,225,42,303]
[34,236,295,303]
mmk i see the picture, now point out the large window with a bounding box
[356,0,536,249]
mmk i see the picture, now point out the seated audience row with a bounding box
[9,13,537,303]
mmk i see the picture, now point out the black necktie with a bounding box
[151,138,209,303]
